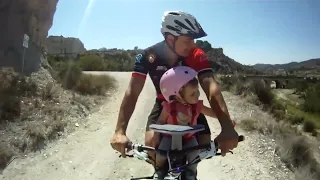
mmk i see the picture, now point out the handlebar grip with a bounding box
[238,135,244,142]
[126,142,133,150]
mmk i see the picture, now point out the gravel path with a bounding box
[0,72,295,180]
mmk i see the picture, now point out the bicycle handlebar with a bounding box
[121,135,245,180]
[126,135,244,156]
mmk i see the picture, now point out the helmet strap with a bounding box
[169,101,178,125]
[164,34,181,58]
[169,100,198,128]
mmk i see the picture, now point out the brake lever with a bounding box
[215,150,234,156]
[118,154,134,158]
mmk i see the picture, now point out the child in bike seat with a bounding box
[154,66,227,179]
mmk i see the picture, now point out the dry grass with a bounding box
[0,66,116,172]
[239,119,257,131]
[240,118,320,179]
[221,75,320,179]
[41,82,60,100]
[75,74,116,95]
[286,115,305,125]
[220,76,320,133]
[0,143,13,173]
[53,62,116,96]
[26,119,67,151]
[0,68,37,122]
[303,120,317,134]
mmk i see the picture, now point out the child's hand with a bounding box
[153,132,161,147]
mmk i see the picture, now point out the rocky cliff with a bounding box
[0,0,59,75]
[45,36,86,57]
[196,40,261,75]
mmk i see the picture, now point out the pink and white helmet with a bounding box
[160,66,198,102]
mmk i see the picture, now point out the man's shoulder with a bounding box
[188,48,207,59]
[184,48,212,73]
[142,41,165,56]
[185,47,208,64]
[135,41,165,64]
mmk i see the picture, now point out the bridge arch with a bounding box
[275,80,282,88]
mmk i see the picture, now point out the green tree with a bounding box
[78,55,106,71]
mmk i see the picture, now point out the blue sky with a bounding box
[49,0,320,65]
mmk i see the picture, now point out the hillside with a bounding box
[196,40,261,75]
[252,58,320,76]
[46,37,262,75]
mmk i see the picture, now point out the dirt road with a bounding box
[0,72,295,180]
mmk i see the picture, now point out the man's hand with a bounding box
[215,125,239,156]
[198,71,239,156]
[110,132,130,157]
[111,75,145,157]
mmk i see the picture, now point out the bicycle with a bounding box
[121,124,244,180]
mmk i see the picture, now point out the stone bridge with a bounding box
[222,75,320,89]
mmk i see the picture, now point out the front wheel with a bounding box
[180,169,197,180]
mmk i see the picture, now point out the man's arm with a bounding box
[188,48,238,154]
[115,53,149,134]
[115,76,145,134]
[198,71,234,129]
[186,48,233,129]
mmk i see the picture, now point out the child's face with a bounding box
[179,82,200,104]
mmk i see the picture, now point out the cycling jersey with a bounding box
[132,41,213,99]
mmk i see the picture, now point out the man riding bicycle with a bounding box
[110,10,239,162]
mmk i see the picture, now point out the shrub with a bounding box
[270,100,286,113]
[78,55,106,71]
[303,120,316,133]
[75,74,115,95]
[219,76,237,90]
[239,118,257,131]
[250,80,274,105]
[0,68,37,97]
[278,136,314,169]
[0,68,37,122]
[0,143,13,171]
[304,83,320,113]
[57,61,82,90]
[286,115,305,125]
[295,81,309,94]
[273,109,285,121]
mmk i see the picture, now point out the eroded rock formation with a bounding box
[45,36,86,57]
[0,0,59,75]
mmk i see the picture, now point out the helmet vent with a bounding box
[184,19,196,31]
[168,12,180,16]
[166,25,181,32]
[174,20,191,30]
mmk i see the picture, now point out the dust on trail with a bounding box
[0,72,295,180]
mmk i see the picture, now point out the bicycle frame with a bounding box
[122,124,244,180]
[127,142,215,180]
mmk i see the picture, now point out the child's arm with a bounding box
[153,108,169,147]
[201,104,236,126]
[201,105,217,118]
[157,108,169,125]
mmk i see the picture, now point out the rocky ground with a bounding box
[0,72,296,180]
[0,68,115,168]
